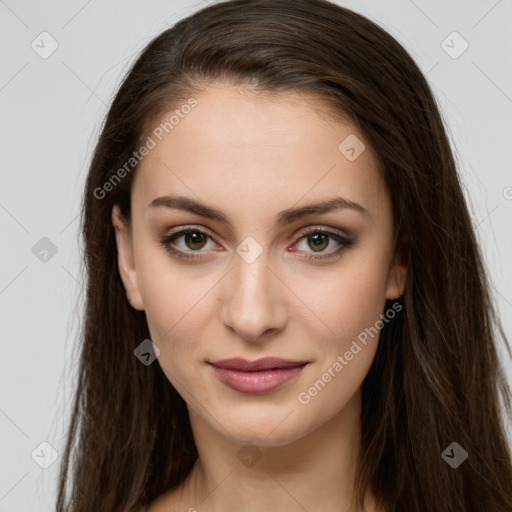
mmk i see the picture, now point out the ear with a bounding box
[385,238,408,300]
[111,204,145,311]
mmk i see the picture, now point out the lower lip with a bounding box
[210,364,307,394]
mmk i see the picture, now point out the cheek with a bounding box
[295,276,386,426]
[134,249,209,370]
[294,252,390,409]
[301,255,390,350]
[141,270,207,400]
[136,242,205,335]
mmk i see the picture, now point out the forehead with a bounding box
[132,83,387,221]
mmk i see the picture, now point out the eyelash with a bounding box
[159,225,353,261]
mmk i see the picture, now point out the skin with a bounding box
[112,82,407,512]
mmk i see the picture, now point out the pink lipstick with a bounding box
[209,357,308,394]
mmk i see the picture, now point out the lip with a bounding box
[209,357,309,394]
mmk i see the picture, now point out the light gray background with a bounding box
[1,1,511,510]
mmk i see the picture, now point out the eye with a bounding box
[160,226,353,261]
[160,227,218,260]
[291,228,353,260]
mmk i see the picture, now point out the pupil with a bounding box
[186,232,206,250]
[309,233,328,252]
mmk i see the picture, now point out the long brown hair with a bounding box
[56,0,512,510]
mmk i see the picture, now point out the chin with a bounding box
[214,410,310,447]
[224,428,305,447]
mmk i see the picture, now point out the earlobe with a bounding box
[111,205,145,311]
[385,248,407,300]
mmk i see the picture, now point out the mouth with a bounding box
[208,357,309,394]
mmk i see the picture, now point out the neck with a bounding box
[176,388,380,512]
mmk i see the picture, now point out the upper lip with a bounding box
[209,357,309,371]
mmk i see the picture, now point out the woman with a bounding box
[56,0,512,511]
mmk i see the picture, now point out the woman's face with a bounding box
[112,83,406,446]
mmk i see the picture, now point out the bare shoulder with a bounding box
[146,492,174,512]
[146,486,187,512]
[146,465,199,512]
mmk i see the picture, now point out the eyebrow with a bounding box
[147,195,371,226]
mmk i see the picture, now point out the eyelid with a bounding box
[295,225,349,239]
[161,225,221,247]
[290,226,352,260]
[160,224,352,259]
[163,224,349,241]
[160,225,222,257]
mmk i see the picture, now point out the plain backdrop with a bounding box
[1,1,511,510]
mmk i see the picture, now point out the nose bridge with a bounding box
[221,245,285,341]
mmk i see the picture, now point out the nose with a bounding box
[220,249,287,342]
